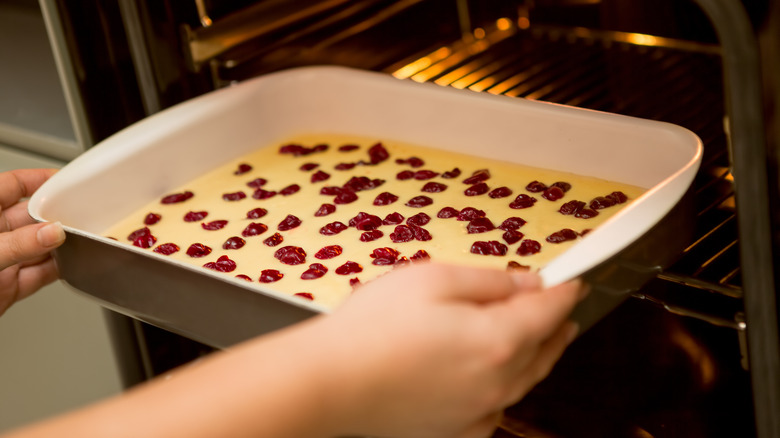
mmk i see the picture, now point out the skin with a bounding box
[0,169,587,438]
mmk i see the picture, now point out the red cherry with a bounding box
[300,163,319,171]
[222,191,247,201]
[488,187,512,198]
[203,255,237,272]
[153,243,179,255]
[294,292,315,300]
[373,192,399,206]
[335,162,356,171]
[383,212,405,225]
[234,163,252,175]
[541,186,565,201]
[202,220,228,230]
[546,228,579,243]
[320,221,348,235]
[457,207,486,221]
[280,184,301,196]
[498,217,527,231]
[502,230,524,244]
[252,188,277,199]
[464,182,489,196]
[559,200,585,215]
[242,222,268,237]
[184,211,208,222]
[421,182,447,193]
[246,208,268,219]
[315,203,336,217]
[315,245,343,259]
[396,170,415,180]
[441,168,461,179]
[407,212,431,226]
[339,144,360,152]
[367,142,389,164]
[263,232,284,246]
[410,250,431,261]
[390,225,414,243]
[336,261,363,275]
[463,169,490,185]
[333,190,358,204]
[301,263,328,280]
[223,236,246,249]
[517,240,542,256]
[311,170,330,183]
[144,213,161,225]
[360,230,384,242]
[406,196,433,208]
[259,269,283,283]
[525,181,547,193]
[509,194,537,209]
[247,178,267,188]
[161,191,193,204]
[349,212,383,231]
[278,214,302,231]
[470,241,508,256]
[437,207,459,219]
[274,246,307,265]
[186,243,212,257]
[466,217,495,234]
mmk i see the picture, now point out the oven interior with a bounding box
[61,0,779,436]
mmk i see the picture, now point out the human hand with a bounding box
[0,169,65,315]
[319,263,586,438]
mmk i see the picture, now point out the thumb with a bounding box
[0,222,65,271]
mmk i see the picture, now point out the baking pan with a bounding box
[28,66,702,348]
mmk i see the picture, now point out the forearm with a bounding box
[3,316,348,438]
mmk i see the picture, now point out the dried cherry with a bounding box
[186,243,212,258]
[144,213,161,225]
[437,207,459,218]
[315,245,343,259]
[184,211,208,222]
[546,228,579,243]
[315,203,336,217]
[161,191,193,204]
[223,236,246,250]
[280,184,301,196]
[335,261,363,275]
[203,255,237,272]
[202,220,228,230]
[373,192,399,206]
[517,240,542,256]
[259,269,284,283]
[223,191,247,201]
[263,232,284,246]
[247,207,268,219]
[274,246,307,265]
[242,222,268,237]
[278,214,302,231]
[382,212,405,225]
[153,243,179,255]
[301,263,328,280]
[406,195,433,208]
[360,230,384,242]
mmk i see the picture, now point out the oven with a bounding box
[20,0,780,436]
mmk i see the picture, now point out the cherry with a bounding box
[498,217,527,231]
[300,163,319,171]
[315,245,343,259]
[467,217,495,234]
[223,191,246,201]
[259,269,283,283]
[407,212,431,226]
[470,241,508,256]
[311,170,330,183]
[411,225,432,241]
[202,220,228,230]
[390,225,414,243]
[144,213,161,225]
[457,207,486,221]
[278,214,302,231]
[335,261,363,275]
[246,178,267,188]
[349,212,383,231]
[339,144,360,152]
[184,211,208,222]
[370,247,400,265]
[349,278,361,287]
[463,169,490,185]
[396,170,415,180]
[575,208,599,219]
[320,221,348,235]
[186,243,212,257]
[607,191,628,204]
[525,181,547,193]
[252,188,277,199]
[546,228,578,243]
[410,250,431,261]
[383,212,405,225]
[441,168,461,179]
[294,292,315,300]
[263,232,284,246]
[373,192,399,206]
[153,243,179,255]
[509,194,537,209]
[421,182,447,193]
[344,176,384,192]
[279,144,311,156]
[551,181,572,192]
[313,144,328,153]
[541,186,565,201]
[203,255,237,272]
[161,191,193,204]
[301,263,328,280]
[437,207,459,219]
[320,186,343,196]
[315,203,336,217]
[414,170,439,180]
[236,274,252,281]
[360,230,384,242]
[396,156,425,168]
[334,190,358,204]
[234,163,252,175]
[274,246,307,265]
[367,142,390,164]
[247,208,268,219]
[488,187,512,198]
[503,229,524,244]
[559,200,585,215]
[280,184,301,196]
[223,236,246,249]
[507,261,530,271]
[406,196,433,208]
[335,162,356,171]
[242,222,268,237]
[517,240,542,256]
[465,182,489,196]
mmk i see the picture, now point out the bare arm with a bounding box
[3,263,584,438]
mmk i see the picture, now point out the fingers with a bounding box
[0,168,57,211]
[0,221,65,271]
[0,200,35,232]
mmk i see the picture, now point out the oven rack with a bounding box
[385,20,744,330]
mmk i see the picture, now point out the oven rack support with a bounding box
[692,1,780,437]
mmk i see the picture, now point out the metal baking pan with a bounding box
[28,66,702,348]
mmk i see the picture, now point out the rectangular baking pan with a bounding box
[28,66,702,348]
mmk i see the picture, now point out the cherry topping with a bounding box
[234,163,252,175]
[373,192,399,206]
[441,168,461,179]
[315,245,343,259]
[161,191,193,204]
[407,212,431,226]
[278,214,302,231]
[349,278,361,287]
[186,243,212,258]
[202,220,228,230]
[370,247,401,265]
[607,191,628,204]
[315,203,336,217]
[344,176,384,192]
[312,144,328,153]
[335,261,363,275]
[339,144,360,152]
[503,229,524,244]
[383,212,405,225]
[294,292,315,300]
[410,250,431,261]
[301,263,328,280]
[236,274,252,281]
[457,207,486,221]
[223,191,247,201]
[223,236,246,249]
[390,225,414,243]
[517,240,542,256]
[414,170,439,180]
[575,208,599,219]
[242,222,268,237]
[320,221,348,235]
[525,181,547,193]
[396,170,415,180]
[203,255,237,272]
[488,187,512,198]
[421,182,447,193]
[367,142,390,164]
[320,186,343,196]
[406,196,433,208]
[559,200,585,215]
[246,207,268,219]
[464,182,489,196]
[551,181,572,192]
[411,225,432,241]
[335,162,356,171]
[153,243,179,255]
[311,170,330,183]
[349,212,383,231]
[507,261,531,271]
[546,228,579,243]
[334,190,358,204]
[279,143,311,156]
[463,169,490,185]
[252,188,277,199]
[280,184,301,196]
[274,246,307,265]
[541,186,565,201]
[144,213,161,225]
[259,269,284,283]
[509,194,537,209]
[467,217,495,234]
[247,178,267,188]
[498,217,527,231]
[360,230,384,242]
[300,163,319,171]
[184,211,208,222]
[263,232,284,246]
[437,207,459,219]
[470,241,508,256]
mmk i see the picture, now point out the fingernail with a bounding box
[37,222,65,248]
[510,272,542,290]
